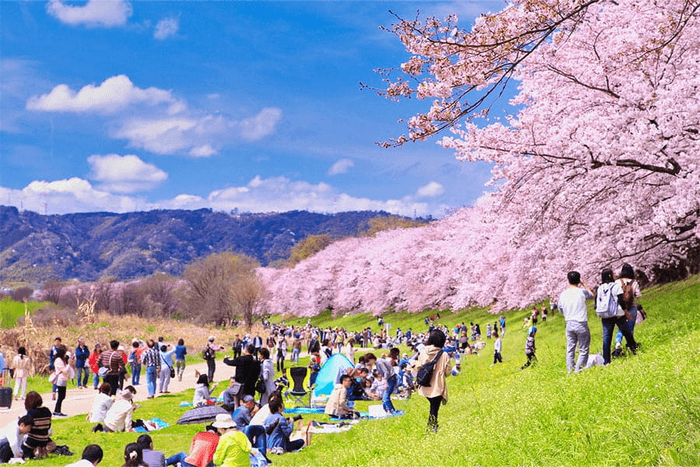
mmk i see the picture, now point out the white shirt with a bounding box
[0,421,26,458]
[90,392,114,422]
[558,286,593,322]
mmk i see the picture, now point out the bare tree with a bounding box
[182,252,262,327]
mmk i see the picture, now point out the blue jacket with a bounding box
[264,413,293,450]
[75,344,90,368]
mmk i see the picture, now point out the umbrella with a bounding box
[177,405,229,425]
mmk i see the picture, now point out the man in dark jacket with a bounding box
[75,338,90,389]
[223,344,261,407]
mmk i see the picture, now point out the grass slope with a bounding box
[35,276,700,466]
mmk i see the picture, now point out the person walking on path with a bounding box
[11,346,30,400]
[558,271,595,373]
[140,340,161,399]
[175,339,187,382]
[414,329,451,433]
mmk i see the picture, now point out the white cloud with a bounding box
[416,181,445,198]
[26,75,182,115]
[189,145,217,158]
[154,17,179,40]
[0,176,449,217]
[46,0,132,28]
[87,154,168,193]
[239,108,283,141]
[328,158,355,175]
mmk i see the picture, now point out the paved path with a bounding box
[0,359,225,426]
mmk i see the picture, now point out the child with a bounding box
[491,330,502,366]
[520,326,537,370]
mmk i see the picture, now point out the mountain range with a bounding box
[0,206,396,283]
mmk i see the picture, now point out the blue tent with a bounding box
[312,353,354,399]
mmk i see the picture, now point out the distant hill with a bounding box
[0,206,407,282]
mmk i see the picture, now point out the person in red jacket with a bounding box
[88,344,102,390]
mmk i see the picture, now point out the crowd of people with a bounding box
[0,262,645,465]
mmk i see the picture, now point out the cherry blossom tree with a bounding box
[259,0,699,316]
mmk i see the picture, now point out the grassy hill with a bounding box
[34,275,700,466]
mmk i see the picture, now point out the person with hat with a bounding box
[212,414,259,467]
[75,338,90,389]
[99,386,137,433]
[232,395,273,465]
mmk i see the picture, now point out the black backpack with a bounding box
[416,350,443,387]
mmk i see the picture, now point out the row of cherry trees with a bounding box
[257,0,700,316]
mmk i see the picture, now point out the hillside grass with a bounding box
[0,297,45,329]
[30,276,700,466]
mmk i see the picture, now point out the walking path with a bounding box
[0,359,223,427]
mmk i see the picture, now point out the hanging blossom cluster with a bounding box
[258,0,699,317]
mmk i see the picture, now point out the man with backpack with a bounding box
[557,271,595,373]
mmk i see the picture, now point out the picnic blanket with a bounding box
[133,418,169,433]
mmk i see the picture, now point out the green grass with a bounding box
[0,297,45,329]
[30,276,700,466]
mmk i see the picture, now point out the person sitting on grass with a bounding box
[89,383,113,423]
[232,395,274,465]
[212,414,260,467]
[165,424,220,467]
[193,374,219,407]
[264,398,304,454]
[325,374,359,419]
[21,392,52,459]
[0,415,33,463]
[122,442,147,467]
[65,444,104,466]
[136,434,166,467]
[95,386,137,433]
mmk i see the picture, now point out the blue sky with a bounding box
[1,0,505,217]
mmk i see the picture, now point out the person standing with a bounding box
[258,348,275,406]
[557,271,595,373]
[223,344,261,408]
[88,344,102,390]
[365,353,397,414]
[275,336,287,373]
[491,330,503,366]
[100,340,125,396]
[414,329,451,433]
[128,340,144,386]
[204,337,225,383]
[52,345,70,417]
[140,340,160,399]
[75,338,90,389]
[598,268,638,364]
[232,335,243,359]
[49,337,61,401]
[175,339,187,382]
[618,263,643,338]
[158,344,176,394]
[11,346,30,401]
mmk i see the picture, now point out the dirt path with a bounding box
[0,359,224,426]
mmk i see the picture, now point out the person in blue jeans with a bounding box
[140,340,160,399]
[232,395,273,465]
[365,353,396,413]
[129,340,143,386]
[74,338,90,389]
[175,339,187,382]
